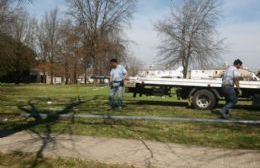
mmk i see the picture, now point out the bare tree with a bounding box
[155,0,223,78]
[36,21,49,83]
[59,20,84,84]
[0,0,36,49]
[59,20,73,84]
[67,0,136,77]
[0,0,32,31]
[0,0,36,82]
[23,16,37,49]
[125,55,142,76]
[5,8,37,49]
[37,8,61,84]
[7,9,28,41]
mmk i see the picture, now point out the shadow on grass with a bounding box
[129,99,260,112]
[128,100,188,107]
[0,97,87,168]
[1,95,259,167]
[231,104,260,111]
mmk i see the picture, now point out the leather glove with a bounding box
[238,89,242,97]
[109,82,113,89]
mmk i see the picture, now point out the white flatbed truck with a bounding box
[126,77,260,110]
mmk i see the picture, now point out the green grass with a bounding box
[1,84,259,120]
[0,84,260,150]
[0,152,134,168]
[29,119,259,150]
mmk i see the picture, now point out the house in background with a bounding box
[30,69,64,84]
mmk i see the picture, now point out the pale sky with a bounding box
[28,0,260,70]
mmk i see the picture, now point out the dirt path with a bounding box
[0,132,259,168]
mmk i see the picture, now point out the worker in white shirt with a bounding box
[220,59,243,119]
[109,59,128,112]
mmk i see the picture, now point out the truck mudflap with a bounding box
[253,94,260,108]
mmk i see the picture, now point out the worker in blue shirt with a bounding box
[109,59,128,111]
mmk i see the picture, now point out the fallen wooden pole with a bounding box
[21,113,260,125]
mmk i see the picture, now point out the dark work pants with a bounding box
[221,86,238,114]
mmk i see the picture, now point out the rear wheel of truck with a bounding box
[192,89,216,110]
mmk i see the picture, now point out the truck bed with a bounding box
[129,77,260,89]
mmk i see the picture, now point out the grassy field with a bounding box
[0,84,260,151]
[0,152,133,168]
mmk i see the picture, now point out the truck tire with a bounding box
[192,89,217,110]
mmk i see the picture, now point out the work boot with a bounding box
[118,107,122,112]
[109,106,115,111]
[219,110,230,120]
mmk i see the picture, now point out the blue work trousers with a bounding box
[109,86,124,108]
[221,86,238,114]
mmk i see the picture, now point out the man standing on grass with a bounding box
[109,59,128,112]
[220,59,243,119]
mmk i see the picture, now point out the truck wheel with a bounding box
[192,89,216,110]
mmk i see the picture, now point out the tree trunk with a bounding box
[51,70,54,85]
[92,56,98,85]
[182,59,188,79]
[84,66,88,84]
[65,66,69,85]
[50,57,54,85]
[64,57,69,84]
[73,63,78,84]
[184,43,192,79]
[43,71,46,84]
